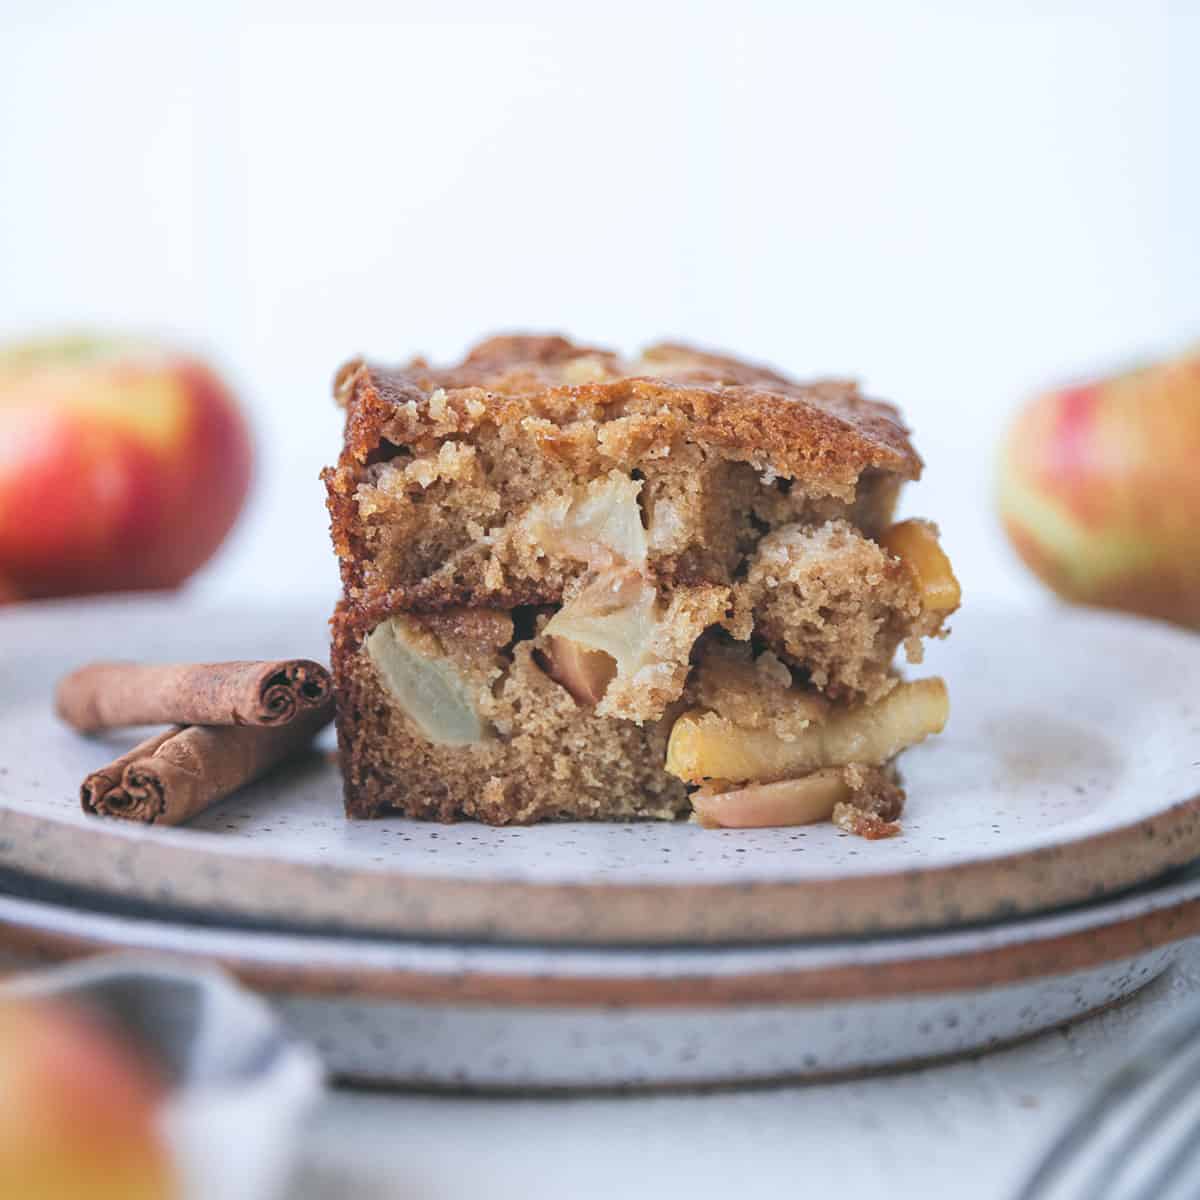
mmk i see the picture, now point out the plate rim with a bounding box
[2,787,1199,945]
[1,862,1199,1008]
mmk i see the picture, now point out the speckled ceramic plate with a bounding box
[1,862,1199,1088]
[1,596,1199,944]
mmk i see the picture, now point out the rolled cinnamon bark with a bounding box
[81,705,332,826]
[56,660,333,733]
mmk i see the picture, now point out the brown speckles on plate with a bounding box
[0,869,1195,1088]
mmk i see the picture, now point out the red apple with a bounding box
[0,997,176,1199]
[0,334,252,598]
[998,348,1200,628]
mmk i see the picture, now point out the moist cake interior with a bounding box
[325,335,959,834]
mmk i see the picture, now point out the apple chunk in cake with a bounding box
[324,334,959,831]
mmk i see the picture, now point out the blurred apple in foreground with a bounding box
[0,997,175,1199]
[998,348,1200,628]
[0,334,252,599]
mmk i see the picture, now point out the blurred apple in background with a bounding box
[0,335,252,600]
[998,347,1200,629]
[0,996,176,1199]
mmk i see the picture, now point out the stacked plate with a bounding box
[1,597,1199,1089]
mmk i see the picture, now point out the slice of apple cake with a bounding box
[324,335,959,832]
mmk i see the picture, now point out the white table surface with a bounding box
[286,941,1200,1200]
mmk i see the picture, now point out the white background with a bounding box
[1,0,1196,611]
[2,8,1198,1197]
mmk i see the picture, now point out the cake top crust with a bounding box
[334,334,922,488]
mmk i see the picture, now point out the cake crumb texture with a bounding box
[325,334,955,827]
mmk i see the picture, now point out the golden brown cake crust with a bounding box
[333,334,921,487]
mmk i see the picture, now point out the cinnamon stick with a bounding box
[81,706,332,826]
[56,660,332,733]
